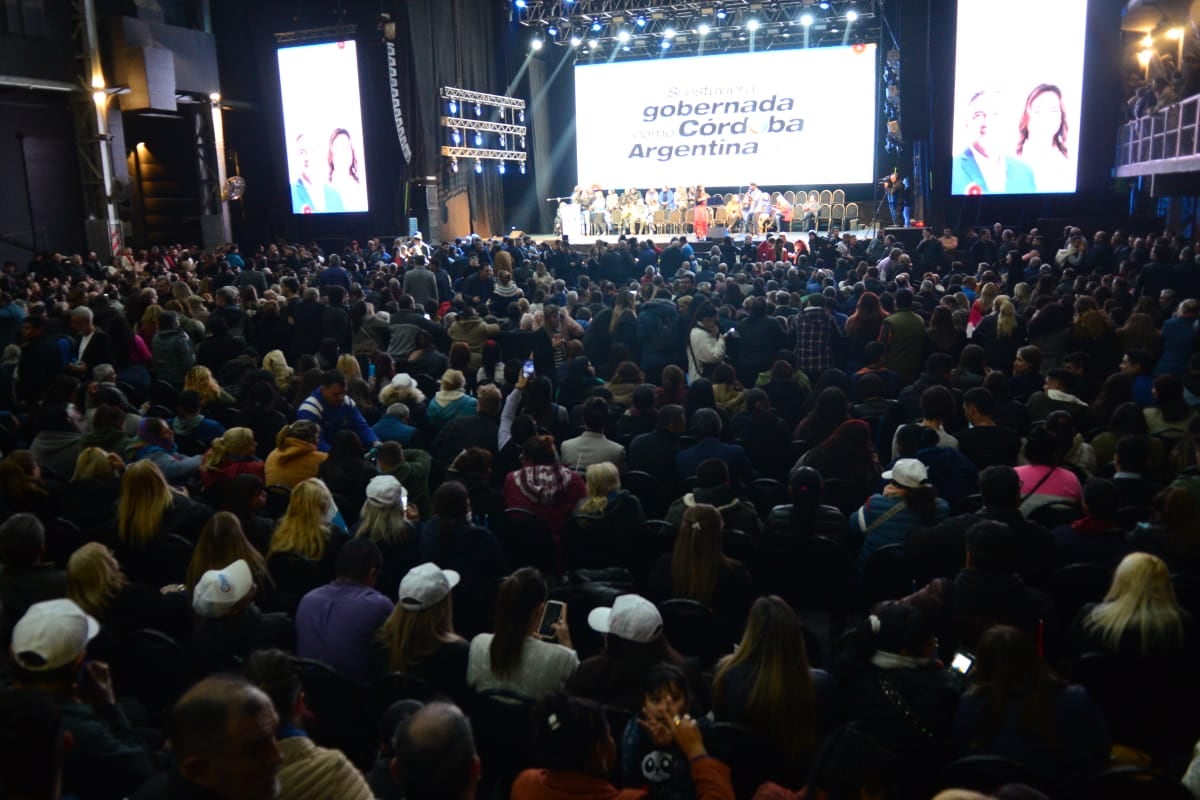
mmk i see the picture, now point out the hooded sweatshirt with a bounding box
[265,436,328,488]
[503,464,586,533]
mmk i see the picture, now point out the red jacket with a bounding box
[200,456,265,489]
[511,756,733,800]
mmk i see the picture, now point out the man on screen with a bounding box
[951,91,1036,195]
[290,133,324,214]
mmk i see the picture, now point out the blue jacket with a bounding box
[951,147,1037,195]
[296,387,379,449]
[675,438,756,489]
[372,415,418,445]
[852,493,949,575]
[637,298,681,370]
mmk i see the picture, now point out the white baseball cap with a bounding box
[11,599,100,671]
[192,559,254,618]
[881,458,929,490]
[398,562,460,611]
[366,474,406,508]
[587,594,663,644]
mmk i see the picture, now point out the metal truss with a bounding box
[273,25,357,44]
[440,117,527,136]
[440,147,528,162]
[440,87,526,110]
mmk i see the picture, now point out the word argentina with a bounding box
[631,94,803,162]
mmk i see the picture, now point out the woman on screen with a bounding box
[1017,84,1073,193]
[327,127,367,212]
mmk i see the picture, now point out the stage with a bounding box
[519,228,881,249]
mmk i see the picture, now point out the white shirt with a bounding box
[467,634,578,700]
[77,329,95,363]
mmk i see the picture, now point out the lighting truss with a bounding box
[518,0,878,57]
[273,24,357,45]
[440,147,529,162]
[439,86,526,111]
[440,117,527,137]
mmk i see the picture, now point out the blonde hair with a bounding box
[977,283,999,316]
[268,477,333,561]
[377,595,460,672]
[117,461,174,546]
[336,354,362,381]
[1084,552,1184,656]
[202,427,256,473]
[186,511,271,592]
[184,366,221,404]
[262,350,293,392]
[71,447,117,481]
[578,462,620,515]
[356,502,415,547]
[994,296,1017,339]
[672,504,731,607]
[66,543,128,620]
[140,304,163,332]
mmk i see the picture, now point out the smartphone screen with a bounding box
[950,651,974,674]
[522,359,535,378]
[538,600,565,639]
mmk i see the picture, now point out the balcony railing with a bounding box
[1115,93,1200,177]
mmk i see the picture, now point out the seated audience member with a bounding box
[126,416,203,485]
[191,558,295,671]
[629,403,686,494]
[427,369,477,432]
[0,689,72,800]
[130,676,283,799]
[618,663,707,797]
[650,503,754,641]
[169,389,226,450]
[900,521,1055,657]
[796,419,883,515]
[376,441,433,521]
[665,457,761,535]
[891,424,980,508]
[59,446,123,530]
[116,459,210,558]
[1027,369,1091,425]
[186,511,277,611]
[890,385,959,457]
[569,593,693,713]
[199,426,264,491]
[391,702,482,800]
[503,435,587,534]
[366,699,422,800]
[832,603,961,786]
[713,595,833,784]
[0,514,66,638]
[954,387,1020,469]
[952,625,1110,793]
[1043,408,1097,477]
[1050,478,1131,569]
[268,477,347,579]
[561,397,626,471]
[852,458,949,574]
[570,461,646,533]
[907,466,1053,585]
[765,465,849,544]
[295,538,394,683]
[242,648,375,800]
[28,406,83,484]
[675,408,756,489]
[616,384,659,438]
[467,566,578,699]
[1122,348,1157,407]
[373,402,419,446]
[1009,344,1046,400]
[1015,425,1083,516]
[297,369,379,450]
[378,562,470,704]
[512,693,733,799]
[218,474,275,553]
[732,387,795,478]
[794,386,850,446]
[418,481,506,636]
[10,599,157,800]
[1110,434,1161,509]
[265,420,328,488]
[317,429,379,513]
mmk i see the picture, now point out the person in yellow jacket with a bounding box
[264,420,328,488]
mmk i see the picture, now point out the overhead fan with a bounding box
[221,175,246,202]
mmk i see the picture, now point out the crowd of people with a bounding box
[0,218,1199,800]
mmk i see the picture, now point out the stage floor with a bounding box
[522,228,878,248]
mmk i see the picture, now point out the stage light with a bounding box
[570,35,582,47]
[515,0,526,8]
[520,162,526,174]
[451,158,459,173]
[1168,27,1185,39]
[747,18,760,31]
[451,129,461,144]
[474,159,483,174]
[716,8,727,19]
[547,25,557,34]
[499,134,506,147]
[449,101,457,114]
[475,103,482,116]
[519,109,525,123]
[622,45,631,51]
[617,29,630,42]
[589,38,600,47]
[800,13,814,26]
[663,26,676,38]
[1141,34,1154,47]
[92,90,106,104]
[531,37,543,51]
[846,9,858,21]
[819,1,830,8]
[661,39,671,49]
[474,132,484,146]
[697,22,711,35]
[591,20,602,31]
[636,16,647,27]
[209,92,221,103]
[1137,49,1153,67]
[498,162,506,174]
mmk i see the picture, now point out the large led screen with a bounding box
[277,41,369,214]
[574,45,877,188]
[951,0,1088,195]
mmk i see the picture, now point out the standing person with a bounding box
[296,371,379,450]
[879,289,926,384]
[693,186,710,240]
[687,303,729,384]
[789,295,840,383]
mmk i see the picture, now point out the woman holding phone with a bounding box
[467,566,578,700]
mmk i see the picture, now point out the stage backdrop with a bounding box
[573,45,877,189]
[950,0,1089,196]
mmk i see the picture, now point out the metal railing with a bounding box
[1116,93,1200,172]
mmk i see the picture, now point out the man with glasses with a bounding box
[952,90,1037,195]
